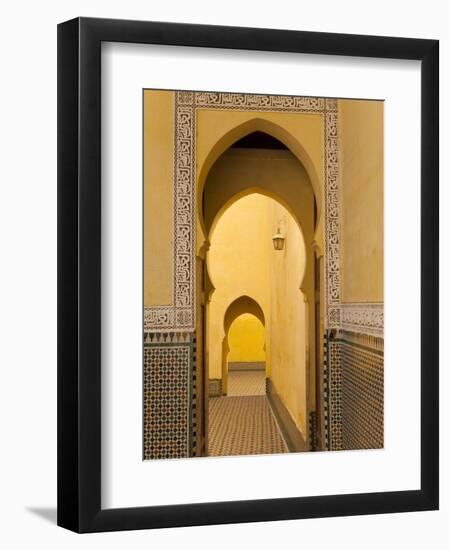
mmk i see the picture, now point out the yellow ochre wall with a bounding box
[269,199,309,433]
[143,90,174,306]
[339,99,384,303]
[207,193,271,378]
[227,314,265,362]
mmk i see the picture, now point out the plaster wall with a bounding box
[228,314,266,362]
[143,90,175,306]
[207,193,271,379]
[338,99,384,303]
[269,199,309,434]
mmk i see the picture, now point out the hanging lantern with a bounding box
[272,228,285,251]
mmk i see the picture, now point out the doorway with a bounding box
[196,127,321,457]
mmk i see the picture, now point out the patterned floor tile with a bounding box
[208,395,288,457]
[228,370,266,396]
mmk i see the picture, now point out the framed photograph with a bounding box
[57,17,439,532]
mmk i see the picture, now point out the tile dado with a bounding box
[341,342,384,450]
[324,330,384,452]
[308,411,318,451]
[143,333,196,460]
[328,339,343,451]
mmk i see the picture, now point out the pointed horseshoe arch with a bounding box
[197,117,322,255]
[221,295,267,395]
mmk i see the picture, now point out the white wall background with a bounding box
[0,0,447,547]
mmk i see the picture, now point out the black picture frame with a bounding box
[57,17,439,533]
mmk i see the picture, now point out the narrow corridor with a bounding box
[208,371,288,457]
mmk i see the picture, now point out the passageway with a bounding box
[203,132,316,459]
[208,371,287,457]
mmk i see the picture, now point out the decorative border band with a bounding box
[340,303,384,337]
[145,91,340,332]
[145,93,196,332]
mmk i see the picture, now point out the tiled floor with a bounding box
[227,370,266,396]
[208,371,287,457]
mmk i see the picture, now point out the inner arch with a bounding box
[197,120,321,244]
[224,295,266,333]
